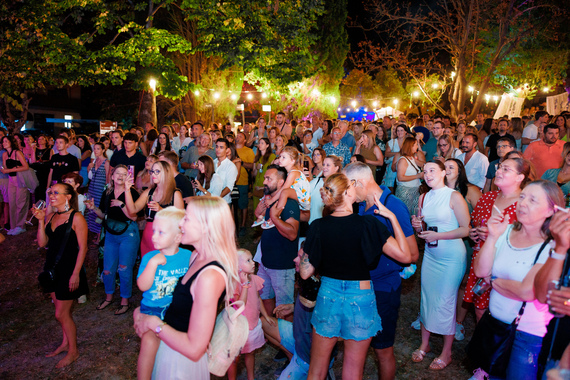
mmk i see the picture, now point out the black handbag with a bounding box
[466,239,550,377]
[103,217,129,235]
[38,211,76,293]
[102,192,129,235]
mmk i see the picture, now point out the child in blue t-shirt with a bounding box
[136,206,191,380]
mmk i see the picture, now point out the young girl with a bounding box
[227,249,276,380]
[253,147,310,229]
[136,207,192,380]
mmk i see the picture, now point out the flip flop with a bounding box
[114,304,130,316]
[96,299,113,310]
[429,357,452,370]
[411,349,428,362]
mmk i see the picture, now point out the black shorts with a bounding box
[370,285,401,349]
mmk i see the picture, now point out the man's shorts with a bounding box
[257,263,295,306]
[237,185,249,209]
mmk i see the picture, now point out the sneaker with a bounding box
[468,368,489,380]
[410,314,421,330]
[273,350,287,362]
[8,227,25,236]
[455,322,465,341]
[78,295,87,304]
[261,219,275,229]
[251,218,265,227]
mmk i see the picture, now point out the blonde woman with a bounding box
[124,160,184,257]
[134,196,240,379]
[435,134,461,161]
[355,130,384,175]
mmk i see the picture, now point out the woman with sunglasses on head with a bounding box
[435,134,461,162]
[85,165,141,315]
[299,173,411,379]
[410,160,471,371]
[124,160,184,257]
[32,183,88,368]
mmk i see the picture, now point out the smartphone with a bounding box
[128,165,135,178]
[303,160,310,170]
[427,226,438,247]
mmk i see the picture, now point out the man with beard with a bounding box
[458,133,489,189]
[275,111,293,139]
[255,165,300,321]
[524,123,566,177]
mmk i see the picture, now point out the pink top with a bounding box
[523,139,565,178]
[234,274,264,330]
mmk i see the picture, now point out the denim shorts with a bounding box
[278,319,295,355]
[311,276,382,341]
[140,303,169,320]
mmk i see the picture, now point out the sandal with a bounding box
[114,304,130,316]
[411,349,428,363]
[429,357,452,370]
[96,299,113,310]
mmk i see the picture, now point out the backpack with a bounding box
[207,280,249,376]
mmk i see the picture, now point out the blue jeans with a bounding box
[489,330,543,380]
[102,221,140,299]
[257,263,295,306]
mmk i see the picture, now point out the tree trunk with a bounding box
[139,90,157,128]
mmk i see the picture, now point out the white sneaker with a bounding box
[78,295,87,303]
[455,322,465,341]
[251,219,264,227]
[410,314,421,330]
[468,368,489,380]
[8,227,25,236]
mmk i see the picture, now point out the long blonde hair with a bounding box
[186,197,239,297]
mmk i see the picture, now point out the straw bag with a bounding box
[207,296,249,376]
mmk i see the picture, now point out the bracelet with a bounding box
[549,247,567,261]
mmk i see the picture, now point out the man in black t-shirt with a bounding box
[109,133,146,178]
[47,136,80,187]
[255,165,300,322]
[158,151,194,204]
[485,119,516,162]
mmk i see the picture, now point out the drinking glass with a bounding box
[26,200,46,225]
[414,206,424,232]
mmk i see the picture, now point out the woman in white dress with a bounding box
[411,160,470,370]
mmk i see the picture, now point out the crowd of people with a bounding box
[1,108,570,380]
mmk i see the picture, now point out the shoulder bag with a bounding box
[102,192,129,235]
[466,239,550,377]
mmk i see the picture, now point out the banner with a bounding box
[493,94,525,119]
[546,92,570,116]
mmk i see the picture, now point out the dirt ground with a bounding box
[0,216,476,379]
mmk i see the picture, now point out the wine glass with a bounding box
[26,200,46,225]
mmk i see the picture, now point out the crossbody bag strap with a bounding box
[50,210,76,271]
[513,238,551,325]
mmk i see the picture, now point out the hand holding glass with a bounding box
[26,200,46,225]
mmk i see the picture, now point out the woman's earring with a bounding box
[64,200,70,212]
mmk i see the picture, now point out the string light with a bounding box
[394,99,399,105]
[329,96,336,104]
[468,86,474,93]
[543,87,549,93]
[262,93,267,98]
[230,94,237,100]
[149,78,157,91]
[194,90,199,96]
[373,101,378,107]
[351,100,357,108]
[247,93,253,100]
[451,72,456,79]
[413,91,419,97]
[311,89,321,97]
[213,92,220,99]
[432,83,438,89]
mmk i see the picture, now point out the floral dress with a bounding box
[463,190,517,309]
[290,169,311,211]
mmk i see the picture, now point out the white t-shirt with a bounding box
[489,225,553,337]
[522,123,539,152]
[311,128,323,146]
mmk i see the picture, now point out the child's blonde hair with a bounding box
[154,206,185,230]
[237,249,252,260]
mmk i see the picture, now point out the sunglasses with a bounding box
[47,190,64,196]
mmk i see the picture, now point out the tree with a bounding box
[352,0,567,121]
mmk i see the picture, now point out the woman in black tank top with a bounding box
[133,196,240,379]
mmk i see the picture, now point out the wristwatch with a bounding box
[549,247,566,261]
[155,322,166,337]
[120,203,126,209]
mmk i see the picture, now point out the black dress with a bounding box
[44,213,88,300]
